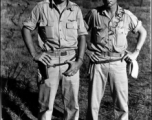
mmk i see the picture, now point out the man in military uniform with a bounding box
[22,0,87,120]
[84,0,147,119]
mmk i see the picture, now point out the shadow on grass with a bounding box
[1,76,38,120]
[1,75,92,120]
[2,110,12,120]
[1,76,88,120]
[1,76,65,120]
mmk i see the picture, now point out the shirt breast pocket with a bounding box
[115,27,127,47]
[39,21,54,39]
[66,21,78,40]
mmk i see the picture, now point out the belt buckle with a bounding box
[102,52,109,57]
[106,52,111,57]
[55,51,59,56]
[107,52,111,56]
[61,51,67,56]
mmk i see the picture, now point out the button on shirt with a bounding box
[84,5,142,56]
[23,0,88,51]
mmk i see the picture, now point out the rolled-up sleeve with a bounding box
[23,5,40,30]
[126,10,142,33]
[77,8,88,36]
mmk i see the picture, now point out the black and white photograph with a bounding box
[1,0,151,120]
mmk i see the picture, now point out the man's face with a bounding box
[103,0,117,7]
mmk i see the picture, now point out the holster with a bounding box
[38,61,49,80]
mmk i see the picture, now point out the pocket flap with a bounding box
[95,26,105,32]
[96,26,103,29]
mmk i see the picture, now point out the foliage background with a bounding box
[1,0,151,120]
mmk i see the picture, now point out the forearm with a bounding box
[77,35,86,62]
[135,26,147,52]
[22,27,37,58]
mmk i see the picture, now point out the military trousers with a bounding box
[87,60,128,120]
[37,53,79,120]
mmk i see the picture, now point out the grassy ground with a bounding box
[1,0,151,120]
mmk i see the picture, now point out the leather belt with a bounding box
[101,51,124,57]
[92,58,122,64]
[48,55,76,68]
[47,49,75,57]
[92,51,124,64]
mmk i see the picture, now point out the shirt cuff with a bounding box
[133,20,142,33]
[78,28,88,36]
[23,22,36,31]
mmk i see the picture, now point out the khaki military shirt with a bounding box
[84,5,142,59]
[23,0,88,51]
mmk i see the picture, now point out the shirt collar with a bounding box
[102,5,124,19]
[45,0,74,11]
[66,1,74,11]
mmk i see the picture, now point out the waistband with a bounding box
[46,49,76,57]
[100,51,124,57]
[92,51,124,64]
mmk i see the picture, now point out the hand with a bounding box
[33,52,52,66]
[122,50,139,62]
[86,50,100,62]
[63,60,83,77]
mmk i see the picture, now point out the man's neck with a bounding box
[106,3,118,18]
[54,0,67,13]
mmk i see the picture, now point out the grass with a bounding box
[1,0,151,120]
